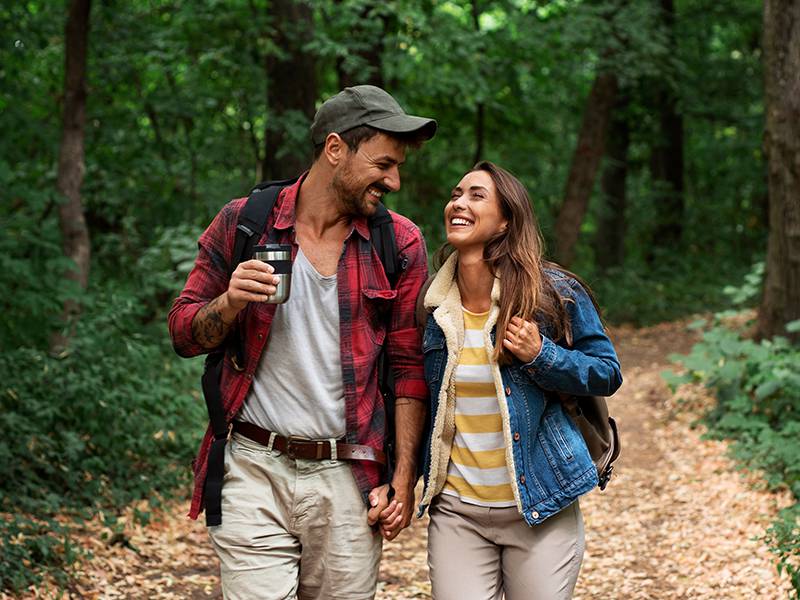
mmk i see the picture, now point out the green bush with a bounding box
[0,224,206,593]
[0,515,81,594]
[764,505,800,598]
[0,300,205,516]
[586,255,757,326]
[665,311,800,597]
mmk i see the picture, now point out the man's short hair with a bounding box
[312,125,428,161]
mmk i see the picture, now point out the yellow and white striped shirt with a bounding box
[443,308,515,507]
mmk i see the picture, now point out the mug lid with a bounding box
[253,244,292,252]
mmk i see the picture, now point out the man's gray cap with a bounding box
[310,85,437,145]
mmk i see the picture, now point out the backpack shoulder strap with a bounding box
[368,203,401,288]
[231,177,298,274]
[202,178,293,527]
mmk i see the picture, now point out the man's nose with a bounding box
[384,165,401,192]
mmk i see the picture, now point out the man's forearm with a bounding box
[392,397,427,481]
[191,293,241,349]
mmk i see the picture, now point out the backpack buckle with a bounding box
[230,354,245,372]
[598,465,613,491]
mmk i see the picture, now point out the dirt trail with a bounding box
[16,320,794,599]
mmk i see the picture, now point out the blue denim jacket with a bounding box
[417,256,622,526]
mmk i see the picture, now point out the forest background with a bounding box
[1,0,799,595]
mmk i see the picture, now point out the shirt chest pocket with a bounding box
[362,288,398,345]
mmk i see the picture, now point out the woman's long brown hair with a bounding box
[435,161,595,364]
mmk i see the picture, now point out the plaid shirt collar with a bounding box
[274,172,372,241]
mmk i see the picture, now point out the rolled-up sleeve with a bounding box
[522,280,622,397]
[167,199,242,357]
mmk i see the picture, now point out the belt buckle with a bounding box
[285,435,310,459]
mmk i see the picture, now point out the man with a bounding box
[168,85,435,599]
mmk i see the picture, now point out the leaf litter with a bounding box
[5,318,794,599]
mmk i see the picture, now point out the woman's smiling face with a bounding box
[445,169,508,251]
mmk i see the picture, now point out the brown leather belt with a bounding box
[232,421,386,465]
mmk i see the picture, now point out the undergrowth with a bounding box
[664,263,800,597]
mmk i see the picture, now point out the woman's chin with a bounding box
[446,232,467,248]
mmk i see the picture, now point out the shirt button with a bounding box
[257,333,264,340]
[246,373,253,380]
[505,386,511,396]
[531,510,539,519]
[519,474,526,484]
[513,432,520,442]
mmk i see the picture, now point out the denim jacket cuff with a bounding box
[522,335,556,378]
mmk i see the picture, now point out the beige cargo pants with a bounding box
[428,493,585,600]
[208,433,382,600]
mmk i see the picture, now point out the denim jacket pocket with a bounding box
[543,413,575,462]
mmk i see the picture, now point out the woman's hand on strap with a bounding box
[503,316,542,363]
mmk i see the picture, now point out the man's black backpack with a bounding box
[202,178,403,526]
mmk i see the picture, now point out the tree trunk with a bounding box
[335,1,385,89]
[51,0,91,353]
[757,0,800,341]
[262,0,317,180]
[648,0,684,256]
[594,97,630,270]
[554,72,618,267]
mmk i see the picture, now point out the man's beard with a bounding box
[332,162,386,218]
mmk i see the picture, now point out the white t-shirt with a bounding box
[239,247,346,439]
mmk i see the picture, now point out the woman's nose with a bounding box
[451,196,467,211]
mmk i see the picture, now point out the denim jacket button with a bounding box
[519,474,526,484]
[513,432,520,442]
[531,510,539,519]
[505,386,511,396]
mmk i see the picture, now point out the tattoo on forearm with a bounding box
[192,296,233,349]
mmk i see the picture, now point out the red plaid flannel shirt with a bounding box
[168,176,429,520]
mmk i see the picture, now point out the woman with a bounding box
[417,161,622,599]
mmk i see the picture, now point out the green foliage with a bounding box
[764,505,800,599]
[586,254,756,325]
[0,203,78,349]
[1,0,779,591]
[666,303,800,593]
[0,516,82,594]
[722,261,765,306]
[0,300,205,516]
[0,221,204,591]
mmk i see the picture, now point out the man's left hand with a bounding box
[378,476,415,541]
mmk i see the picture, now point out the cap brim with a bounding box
[366,114,438,141]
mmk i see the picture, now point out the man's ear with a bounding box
[324,133,347,166]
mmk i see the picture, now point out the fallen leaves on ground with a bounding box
[6,317,795,599]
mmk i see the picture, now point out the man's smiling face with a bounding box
[332,132,406,218]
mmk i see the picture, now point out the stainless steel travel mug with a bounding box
[253,244,292,303]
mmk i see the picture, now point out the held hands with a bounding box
[225,259,281,312]
[367,477,415,541]
[502,316,542,363]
